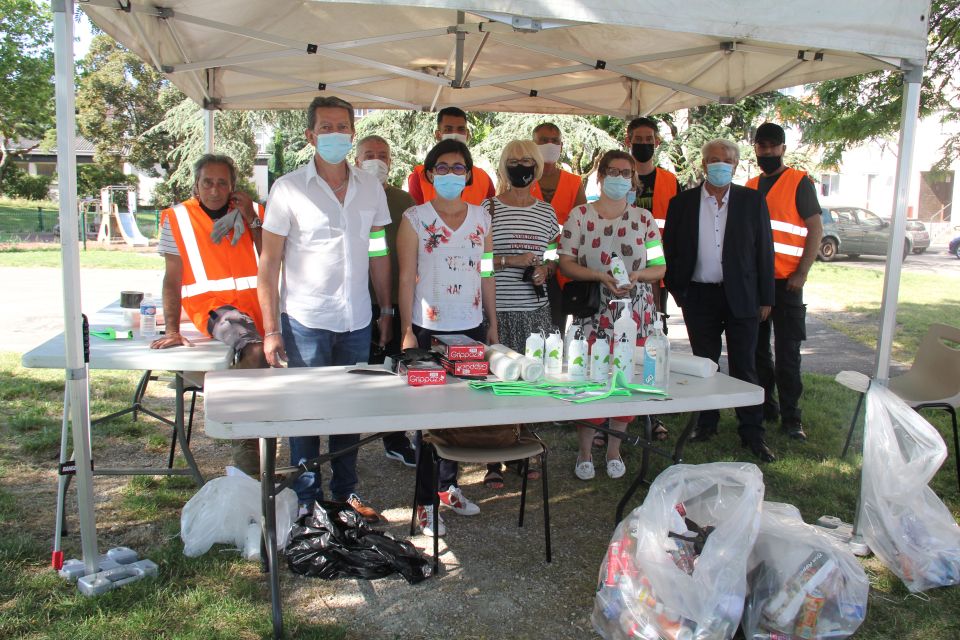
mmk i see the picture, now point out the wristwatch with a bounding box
[248,216,263,229]
[379,307,396,317]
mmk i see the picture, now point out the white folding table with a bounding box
[203,365,762,640]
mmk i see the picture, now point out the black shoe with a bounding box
[742,438,777,463]
[689,427,718,442]
[385,445,417,468]
[781,420,807,441]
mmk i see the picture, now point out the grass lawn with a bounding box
[1,350,959,639]
[805,262,960,362]
[0,247,162,270]
[0,197,160,242]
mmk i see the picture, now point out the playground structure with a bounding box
[95,185,150,247]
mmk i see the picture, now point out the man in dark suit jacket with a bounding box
[663,138,777,462]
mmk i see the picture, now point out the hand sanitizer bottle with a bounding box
[544,327,563,376]
[566,321,588,381]
[525,330,545,364]
[590,327,610,383]
[642,313,670,389]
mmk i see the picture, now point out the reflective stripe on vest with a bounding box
[746,168,808,279]
[172,204,258,297]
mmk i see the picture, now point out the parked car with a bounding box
[818,206,912,261]
[949,235,960,259]
[905,220,930,253]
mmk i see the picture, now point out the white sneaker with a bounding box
[575,458,595,480]
[416,504,447,537]
[438,486,480,516]
[607,458,626,479]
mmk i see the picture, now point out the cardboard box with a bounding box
[399,361,447,386]
[438,356,489,378]
[431,334,485,361]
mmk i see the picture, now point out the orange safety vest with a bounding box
[530,169,582,226]
[162,198,264,336]
[413,164,493,206]
[650,166,678,230]
[746,167,808,279]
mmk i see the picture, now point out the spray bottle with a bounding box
[590,326,610,382]
[611,299,637,383]
[642,312,670,390]
[544,327,563,377]
[566,320,588,381]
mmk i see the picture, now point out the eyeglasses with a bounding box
[433,163,468,175]
[506,157,537,168]
[603,167,633,179]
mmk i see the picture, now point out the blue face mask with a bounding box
[314,132,353,164]
[432,173,467,200]
[705,162,734,187]
[602,175,632,200]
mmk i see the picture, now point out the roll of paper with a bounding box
[486,344,542,380]
[486,349,521,381]
[669,354,718,378]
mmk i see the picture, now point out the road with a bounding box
[822,245,960,277]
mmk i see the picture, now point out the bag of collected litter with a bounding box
[593,462,765,640]
[859,384,960,592]
[181,468,298,560]
[285,501,431,584]
[742,502,869,640]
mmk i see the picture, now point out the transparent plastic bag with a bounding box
[593,462,765,640]
[180,467,298,560]
[743,502,869,640]
[859,384,960,592]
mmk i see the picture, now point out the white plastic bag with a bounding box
[180,467,298,560]
[859,384,960,592]
[593,462,765,640]
[743,502,869,640]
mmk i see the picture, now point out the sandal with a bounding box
[652,419,669,441]
[592,432,607,448]
[483,468,505,489]
[508,458,541,481]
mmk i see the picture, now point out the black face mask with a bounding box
[631,143,655,163]
[757,154,783,174]
[506,164,536,188]
[198,200,231,219]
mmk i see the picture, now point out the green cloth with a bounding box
[369,184,415,304]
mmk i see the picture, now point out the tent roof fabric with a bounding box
[81,0,930,115]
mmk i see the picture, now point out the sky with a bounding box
[73,11,95,59]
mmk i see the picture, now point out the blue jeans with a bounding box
[282,313,371,504]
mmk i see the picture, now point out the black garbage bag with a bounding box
[285,501,431,584]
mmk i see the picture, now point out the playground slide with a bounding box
[115,210,150,247]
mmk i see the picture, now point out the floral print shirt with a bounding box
[404,202,491,331]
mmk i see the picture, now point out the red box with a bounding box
[439,356,489,378]
[399,361,447,386]
[431,334,486,361]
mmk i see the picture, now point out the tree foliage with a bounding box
[0,0,55,183]
[778,0,960,167]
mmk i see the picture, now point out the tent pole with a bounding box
[52,0,99,576]
[204,109,215,153]
[872,63,923,385]
[453,11,465,88]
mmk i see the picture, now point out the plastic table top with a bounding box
[203,367,763,439]
[21,302,232,373]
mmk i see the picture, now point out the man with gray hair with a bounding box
[152,153,266,474]
[663,138,776,462]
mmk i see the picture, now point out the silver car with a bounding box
[905,220,930,253]
[818,206,915,261]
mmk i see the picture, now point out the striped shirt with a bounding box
[488,197,560,312]
[157,218,180,256]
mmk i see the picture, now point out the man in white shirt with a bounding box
[258,96,393,522]
[662,139,776,462]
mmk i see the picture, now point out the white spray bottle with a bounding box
[544,327,563,377]
[590,326,610,383]
[611,299,637,383]
[642,312,671,389]
[566,320,588,381]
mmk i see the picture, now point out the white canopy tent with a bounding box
[51,0,931,617]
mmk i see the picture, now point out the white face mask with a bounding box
[441,133,468,144]
[538,143,562,163]
[360,158,389,184]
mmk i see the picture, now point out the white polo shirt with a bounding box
[264,160,391,332]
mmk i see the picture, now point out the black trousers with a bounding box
[679,282,764,441]
[755,279,806,423]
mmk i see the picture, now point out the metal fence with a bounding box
[0,207,161,244]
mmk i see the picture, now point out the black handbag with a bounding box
[561,280,601,318]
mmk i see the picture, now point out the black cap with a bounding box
[753,122,785,145]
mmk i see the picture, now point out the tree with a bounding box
[778,0,960,167]
[0,0,55,184]
[76,34,182,174]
